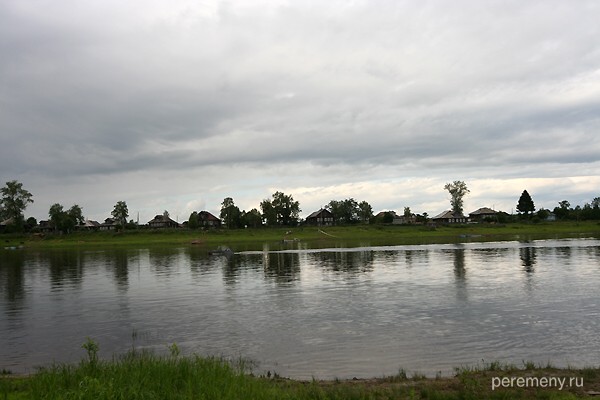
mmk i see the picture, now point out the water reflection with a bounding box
[48,250,83,290]
[309,250,374,275]
[262,252,301,285]
[520,246,537,273]
[451,248,467,302]
[2,239,600,378]
[0,251,25,313]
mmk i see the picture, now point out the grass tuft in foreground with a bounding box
[2,340,599,399]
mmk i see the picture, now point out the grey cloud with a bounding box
[2,0,600,217]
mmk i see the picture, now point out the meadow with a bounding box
[4,220,600,251]
[2,339,599,399]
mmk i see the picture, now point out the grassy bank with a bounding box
[3,221,600,251]
[2,344,599,399]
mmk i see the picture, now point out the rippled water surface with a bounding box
[1,238,600,378]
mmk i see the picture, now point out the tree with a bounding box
[0,180,34,226]
[553,200,571,220]
[271,191,301,226]
[358,201,373,223]
[241,208,263,228]
[112,201,129,228]
[220,197,241,229]
[260,199,277,226]
[260,192,301,226]
[188,211,199,229]
[516,190,535,217]
[444,181,469,215]
[68,204,84,225]
[48,203,65,232]
[48,203,84,233]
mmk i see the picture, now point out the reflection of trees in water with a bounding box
[0,250,26,312]
[188,247,219,277]
[520,246,537,273]
[48,250,83,289]
[442,248,467,302]
[108,249,129,288]
[263,252,301,285]
[309,250,374,275]
[148,248,182,276]
[221,256,247,285]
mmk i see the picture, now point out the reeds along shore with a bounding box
[2,341,599,400]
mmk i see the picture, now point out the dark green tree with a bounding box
[112,201,129,228]
[271,191,301,226]
[241,208,262,228]
[260,199,277,226]
[358,201,373,223]
[68,204,84,225]
[553,200,571,220]
[0,180,34,227]
[444,181,469,215]
[220,197,241,229]
[188,211,199,229]
[516,190,535,217]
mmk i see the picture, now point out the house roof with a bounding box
[432,210,466,219]
[147,215,178,224]
[375,211,398,218]
[469,207,497,216]
[307,209,333,219]
[80,220,100,227]
[198,211,220,221]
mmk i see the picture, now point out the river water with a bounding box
[1,238,600,378]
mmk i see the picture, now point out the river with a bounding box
[1,238,599,378]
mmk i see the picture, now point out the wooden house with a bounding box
[469,207,498,222]
[198,211,221,228]
[305,209,334,226]
[432,210,468,224]
[147,215,180,229]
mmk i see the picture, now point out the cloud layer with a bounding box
[2,0,600,221]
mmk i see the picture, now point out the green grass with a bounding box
[2,341,598,399]
[3,221,600,251]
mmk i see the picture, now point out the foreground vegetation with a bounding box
[2,341,600,399]
[3,220,600,251]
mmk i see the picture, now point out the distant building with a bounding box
[198,211,221,228]
[147,215,180,229]
[469,207,498,222]
[432,210,467,224]
[78,220,101,231]
[305,209,334,226]
[99,218,118,231]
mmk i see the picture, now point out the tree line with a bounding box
[2,179,600,234]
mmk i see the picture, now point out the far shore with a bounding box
[2,221,600,251]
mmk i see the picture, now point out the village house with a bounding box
[305,209,334,226]
[147,214,180,229]
[99,218,118,231]
[78,220,101,231]
[197,211,221,228]
[432,210,468,224]
[468,207,498,222]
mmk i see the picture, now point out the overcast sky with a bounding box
[2,0,600,223]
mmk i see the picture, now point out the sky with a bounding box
[2,0,600,223]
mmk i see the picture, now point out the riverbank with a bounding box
[2,348,598,399]
[3,221,600,251]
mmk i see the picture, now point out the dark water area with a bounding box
[1,238,600,379]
